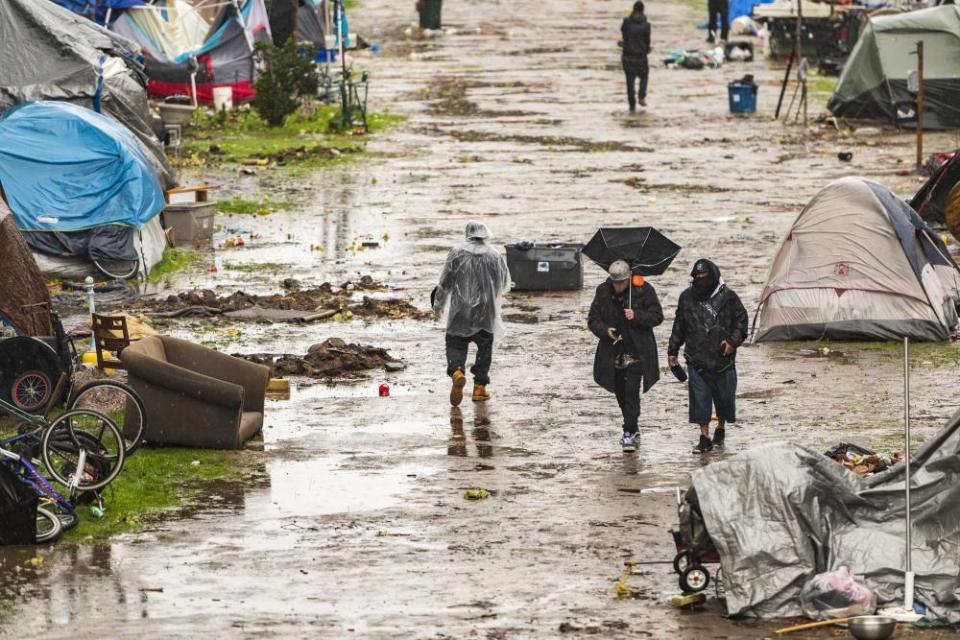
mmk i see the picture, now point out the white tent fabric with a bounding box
[112,0,209,61]
[756,177,960,341]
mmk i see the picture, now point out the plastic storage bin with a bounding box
[728,82,758,114]
[505,243,584,291]
[162,201,216,245]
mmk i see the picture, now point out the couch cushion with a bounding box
[127,335,167,362]
[238,411,263,444]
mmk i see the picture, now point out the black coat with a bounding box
[667,284,748,374]
[588,279,663,394]
[621,13,651,64]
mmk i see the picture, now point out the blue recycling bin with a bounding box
[728,82,757,114]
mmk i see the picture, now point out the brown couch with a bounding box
[121,336,270,449]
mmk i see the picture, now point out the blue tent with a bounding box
[48,0,143,25]
[0,102,164,233]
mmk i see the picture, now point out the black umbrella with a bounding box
[583,227,681,305]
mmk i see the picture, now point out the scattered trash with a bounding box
[825,442,901,476]
[464,487,490,500]
[26,556,43,568]
[378,383,390,397]
[838,151,853,162]
[191,460,201,466]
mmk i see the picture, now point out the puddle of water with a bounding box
[245,456,439,518]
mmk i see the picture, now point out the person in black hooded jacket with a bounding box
[667,259,748,454]
[620,1,652,111]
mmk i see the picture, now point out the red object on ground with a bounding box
[379,384,390,397]
[147,81,257,105]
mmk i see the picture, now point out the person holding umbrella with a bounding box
[667,259,748,454]
[583,228,677,452]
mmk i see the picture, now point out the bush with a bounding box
[252,40,319,127]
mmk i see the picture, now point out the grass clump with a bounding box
[218,197,296,215]
[178,106,406,168]
[64,447,260,540]
[147,248,202,283]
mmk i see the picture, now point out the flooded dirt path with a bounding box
[5,1,960,638]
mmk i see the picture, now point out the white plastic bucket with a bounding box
[212,87,233,111]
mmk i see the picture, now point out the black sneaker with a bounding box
[693,435,713,454]
[712,426,725,449]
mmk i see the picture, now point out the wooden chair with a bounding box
[92,314,129,371]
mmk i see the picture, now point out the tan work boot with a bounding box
[450,369,466,406]
[472,384,490,402]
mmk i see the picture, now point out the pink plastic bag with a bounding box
[799,566,877,620]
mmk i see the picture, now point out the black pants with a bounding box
[623,58,649,109]
[707,0,729,41]
[614,363,643,434]
[446,331,493,385]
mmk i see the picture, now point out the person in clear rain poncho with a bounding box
[432,222,511,407]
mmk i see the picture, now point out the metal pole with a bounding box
[903,336,914,611]
[916,41,924,170]
[85,276,96,353]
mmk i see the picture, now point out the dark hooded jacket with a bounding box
[668,260,748,374]
[588,278,663,393]
[621,7,651,64]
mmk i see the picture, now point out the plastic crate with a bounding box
[728,82,758,114]
[162,201,216,246]
[505,243,584,291]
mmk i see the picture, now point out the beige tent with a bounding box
[756,177,960,342]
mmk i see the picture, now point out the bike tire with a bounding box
[36,506,64,544]
[68,379,146,457]
[41,410,125,492]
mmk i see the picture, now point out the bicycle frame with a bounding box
[0,446,76,515]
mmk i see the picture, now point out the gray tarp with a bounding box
[0,0,174,187]
[692,411,960,621]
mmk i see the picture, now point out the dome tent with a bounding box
[827,5,960,130]
[755,177,960,342]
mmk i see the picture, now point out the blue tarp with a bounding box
[0,102,164,233]
[49,0,143,25]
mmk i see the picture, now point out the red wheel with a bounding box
[12,370,51,412]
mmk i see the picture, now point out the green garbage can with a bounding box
[419,0,442,29]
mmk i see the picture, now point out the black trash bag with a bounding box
[0,464,37,545]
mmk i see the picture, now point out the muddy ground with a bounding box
[5,0,960,638]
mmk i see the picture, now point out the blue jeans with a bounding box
[688,367,737,424]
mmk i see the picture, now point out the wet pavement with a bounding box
[4,0,960,638]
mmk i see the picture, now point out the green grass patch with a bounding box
[221,261,289,273]
[863,341,960,367]
[806,73,838,95]
[178,106,406,168]
[218,197,296,215]
[64,447,260,540]
[147,248,202,283]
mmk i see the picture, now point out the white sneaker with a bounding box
[620,432,638,453]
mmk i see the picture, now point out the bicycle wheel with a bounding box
[41,410,125,492]
[36,506,63,543]
[68,380,146,456]
[11,370,52,413]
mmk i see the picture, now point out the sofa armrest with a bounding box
[122,349,244,410]
[160,337,270,411]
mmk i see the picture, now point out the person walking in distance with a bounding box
[620,1,652,111]
[433,222,510,407]
[706,0,730,43]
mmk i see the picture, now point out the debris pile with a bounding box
[239,338,405,378]
[824,442,902,476]
[126,277,430,322]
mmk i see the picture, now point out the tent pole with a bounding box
[903,336,914,612]
[774,51,795,121]
[916,41,924,170]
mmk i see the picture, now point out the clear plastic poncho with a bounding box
[433,222,511,338]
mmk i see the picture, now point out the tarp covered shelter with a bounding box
[756,177,960,342]
[0,0,174,187]
[0,102,167,279]
[269,0,331,48]
[49,0,144,25]
[827,5,960,129]
[911,151,960,227]
[112,0,272,104]
[0,199,52,337]
[692,408,960,622]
